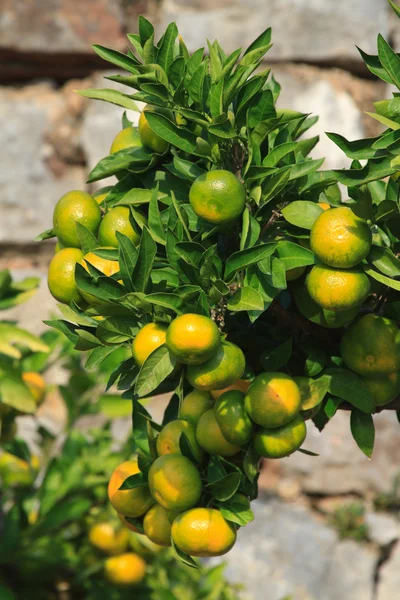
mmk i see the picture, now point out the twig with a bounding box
[260,210,281,237]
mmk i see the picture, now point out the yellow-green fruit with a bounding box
[104,553,146,586]
[189,170,246,225]
[98,206,140,248]
[306,264,370,311]
[254,414,307,459]
[139,106,169,153]
[110,126,142,154]
[341,314,400,376]
[22,372,46,406]
[196,409,241,457]
[244,372,301,429]
[131,322,168,367]
[364,373,400,407]
[53,190,102,248]
[214,391,253,445]
[186,341,246,391]
[88,523,129,555]
[171,508,236,557]
[143,504,176,547]
[166,313,221,365]
[310,206,372,268]
[47,247,84,304]
[179,390,214,425]
[148,454,202,512]
[156,419,204,463]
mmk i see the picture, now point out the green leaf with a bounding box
[262,142,297,167]
[35,228,56,241]
[275,241,316,270]
[219,502,255,527]
[281,201,324,230]
[77,88,140,112]
[357,47,394,84]
[206,472,241,501]
[377,34,400,89]
[289,158,325,181]
[366,112,400,131]
[116,231,138,292]
[87,147,154,183]
[75,264,124,303]
[148,185,166,245]
[85,346,118,370]
[169,156,206,182]
[333,158,397,187]
[145,293,183,314]
[135,345,176,397]
[325,369,375,414]
[0,324,49,359]
[389,0,400,18]
[227,287,264,311]
[350,409,375,458]
[243,27,272,56]
[145,112,197,153]
[92,45,139,73]
[171,537,199,569]
[131,227,157,293]
[224,244,276,280]
[97,318,139,344]
[240,44,272,67]
[157,22,178,71]
[297,376,330,411]
[139,14,154,46]
[259,167,291,206]
[75,222,98,254]
[240,209,260,250]
[363,264,400,291]
[0,372,36,413]
[325,132,379,159]
[119,471,148,491]
[368,245,400,277]
[261,338,292,371]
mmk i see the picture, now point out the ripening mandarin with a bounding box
[110,126,142,154]
[363,373,400,407]
[88,522,129,555]
[98,206,140,248]
[143,504,177,547]
[196,409,241,457]
[156,419,204,463]
[189,170,246,225]
[254,414,307,459]
[131,322,168,367]
[138,106,170,153]
[179,390,214,425]
[306,264,370,311]
[148,454,202,512]
[47,247,84,304]
[214,390,253,446]
[166,313,221,365]
[244,372,301,429]
[104,553,146,586]
[186,341,246,391]
[22,372,46,406]
[108,459,154,518]
[310,206,372,269]
[53,190,102,248]
[172,508,236,557]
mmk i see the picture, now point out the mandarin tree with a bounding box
[40,3,400,564]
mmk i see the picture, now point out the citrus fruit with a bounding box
[310,206,372,268]
[293,285,359,329]
[244,372,301,429]
[93,186,113,205]
[131,322,168,367]
[286,266,306,282]
[54,240,64,253]
[364,373,400,407]
[189,170,246,225]
[80,248,120,305]
[143,504,176,547]
[53,190,102,248]
[214,390,253,445]
[166,313,221,365]
[171,508,236,557]
[186,341,246,391]
[148,454,202,512]
[179,390,214,425]
[104,553,146,586]
[156,419,204,463]
[211,379,250,400]
[139,106,169,153]
[341,314,400,376]
[0,452,39,487]
[88,522,129,555]
[108,459,154,518]
[47,247,84,304]
[306,264,370,311]
[98,206,140,248]
[110,126,142,154]
[118,513,140,533]
[196,409,241,457]
[254,414,307,459]
[22,372,46,406]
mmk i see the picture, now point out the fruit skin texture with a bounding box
[47,248,84,304]
[139,106,169,153]
[143,504,176,547]
[80,249,120,306]
[214,391,253,445]
[110,126,142,154]
[104,553,146,586]
[189,170,246,225]
[53,190,102,248]
[364,373,400,407]
[108,459,154,518]
[310,206,372,268]
[171,508,236,557]
[293,285,359,329]
[166,313,221,365]
[196,409,241,457]
[179,390,214,425]
[98,206,140,248]
[254,414,307,459]
[131,322,168,367]
[148,454,202,512]
[211,379,250,400]
[22,372,46,406]
[88,522,129,555]
[245,372,301,429]
[186,341,246,391]
[156,419,204,463]
[341,314,400,376]
[306,264,370,311]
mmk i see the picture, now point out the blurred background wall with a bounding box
[1,2,400,598]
